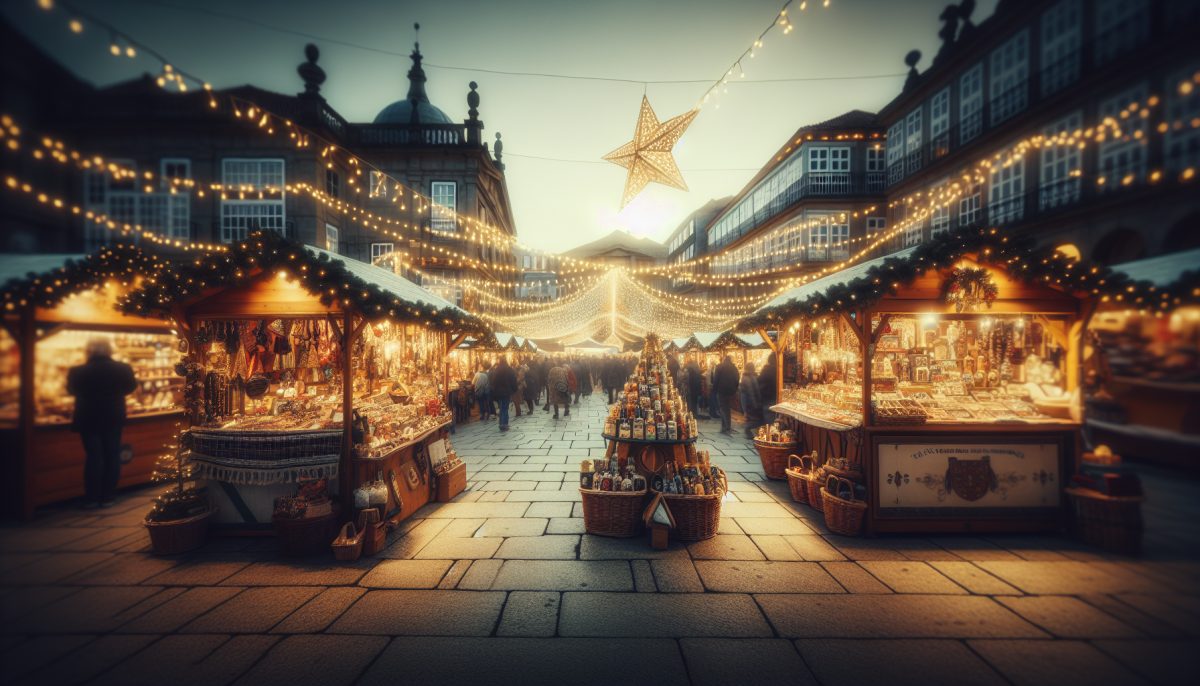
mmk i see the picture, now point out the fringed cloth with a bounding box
[191,452,340,485]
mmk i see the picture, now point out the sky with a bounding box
[5,0,997,253]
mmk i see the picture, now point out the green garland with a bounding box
[738,226,1187,330]
[1,244,166,312]
[119,230,489,335]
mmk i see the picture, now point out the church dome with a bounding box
[374,99,453,125]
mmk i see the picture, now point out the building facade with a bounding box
[1,21,517,306]
[665,197,726,292]
[877,0,1200,264]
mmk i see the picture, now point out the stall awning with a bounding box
[1110,248,1200,288]
[690,332,722,350]
[757,248,918,313]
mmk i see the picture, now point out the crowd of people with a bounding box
[456,351,776,438]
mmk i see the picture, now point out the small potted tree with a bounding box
[144,428,212,554]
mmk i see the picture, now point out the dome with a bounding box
[373,99,453,125]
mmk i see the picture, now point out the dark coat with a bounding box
[488,361,518,397]
[685,361,702,396]
[68,356,138,432]
[758,361,778,406]
[714,359,740,397]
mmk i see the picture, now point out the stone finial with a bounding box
[957,0,977,42]
[935,4,960,63]
[903,50,922,91]
[494,132,505,171]
[297,43,326,99]
[467,81,479,121]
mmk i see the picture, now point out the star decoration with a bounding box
[603,96,698,208]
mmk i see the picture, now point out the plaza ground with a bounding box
[1,393,1198,685]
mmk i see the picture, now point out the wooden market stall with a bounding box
[1,246,180,519]
[742,229,1102,534]
[122,232,483,539]
[1086,248,1200,469]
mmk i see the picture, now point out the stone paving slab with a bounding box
[694,560,843,594]
[490,560,634,591]
[329,590,506,635]
[756,594,1048,638]
[559,592,773,637]
[21,585,163,634]
[232,635,388,686]
[19,633,159,685]
[358,637,690,686]
[969,639,1151,686]
[494,535,579,559]
[220,559,373,586]
[358,559,453,588]
[496,591,560,636]
[796,638,1008,686]
[92,634,280,686]
[117,586,243,633]
[680,638,816,685]
[995,595,1144,638]
[182,586,322,633]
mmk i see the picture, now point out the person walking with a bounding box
[489,356,518,431]
[758,355,778,427]
[684,358,705,419]
[68,338,138,508]
[515,361,532,417]
[569,358,583,405]
[547,361,571,418]
[472,363,491,420]
[707,361,720,425]
[739,361,763,439]
[714,355,740,434]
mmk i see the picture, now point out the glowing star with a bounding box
[603,96,697,208]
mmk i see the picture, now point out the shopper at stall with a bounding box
[515,361,532,417]
[472,363,492,420]
[684,358,706,419]
[547,361,571,418]
[714,354,740,434]
[739,361,763,439]
[68,337,138,508]
[758,355,778,426]
[708,362,720,426]
[489,356,518,431]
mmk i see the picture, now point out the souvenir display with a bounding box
[605,333,698,442]
[754,421,796,444]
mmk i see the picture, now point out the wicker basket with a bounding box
[273,510,339,556]
[580,488,648,537]
[822,475,867,536]
[754,440,799,480]
[653,467,727,541]
[331,521,363,561]
[797,455,824,511]
[1066,487,1143,555]
[145,509,213,555]
[784,454,809,504]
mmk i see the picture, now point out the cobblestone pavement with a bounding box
[2,393,1198,685]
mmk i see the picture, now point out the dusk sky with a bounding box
[5,0,998,252]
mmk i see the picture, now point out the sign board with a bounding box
[877,440,1059,517]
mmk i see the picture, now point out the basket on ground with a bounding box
[273,509,339,556]
[754,439,798,480]
[784,454,809,504]
[1066,487,1143,555]
[822,475,867,536]
[797,454,824,511]
[145,509,213,555]
[652,467,727,541]
[580,488,647,537]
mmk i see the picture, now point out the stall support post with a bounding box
[340,309,354,521]
[17,306,36,520]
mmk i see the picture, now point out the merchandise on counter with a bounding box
[651,450,722,496]
[754,421,796,444]
[606,334,698,442]
[583,457,647,493]
[274,477,333,520]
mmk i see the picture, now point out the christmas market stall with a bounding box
[122,232,482,551]
[1086,248,1200,469]
[0,245,178,519]
[742,228,1108,535]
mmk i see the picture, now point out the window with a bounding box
[905,108,923,173]
[960,63,984,144]
[886,120,905,183]
[808,213,849,260]
[930,205,950,237]
[988,156,1025,224]
[866,145,885,172]
[904,218,923,247]
[958,186,982,227]
[84,160,192,247]
[323,224,339,253]
[523,255,532,269]
[1095,0,1150,66]
[430,181,457,232]
[159,159,191,240]
[808,147,829,172]
[1041,0,1081,96]
[369,170,385,197]
[220,159,285,242]
[929,88,950,159]
[1165,67,1200,172]
[370,243,394,262]
[866,217,886,235]
[990,30,1029,125]
[160,159,190,190]
[1098,83,1149,191]
[326,169,340,198]
[1040,111,1083,209]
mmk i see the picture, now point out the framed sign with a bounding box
[877,439,1060,518]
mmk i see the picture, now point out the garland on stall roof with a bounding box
[1,243,167,313]
[736,226,1188,330]
[119,230,490,335]
[943,266,999,313]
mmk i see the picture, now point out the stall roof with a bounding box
[1111,248,1200,288]
[690,332,722,350]
[0,254,83,286]
[757,248,918,312]
[307,247,465,316]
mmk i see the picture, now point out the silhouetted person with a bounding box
[714,355,740,434]
[68,338,137,508]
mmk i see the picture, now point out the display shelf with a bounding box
[601,433,697,446]
[354,419,452,462]
[771,402,861,432]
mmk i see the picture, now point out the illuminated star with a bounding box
[603,96,698,208]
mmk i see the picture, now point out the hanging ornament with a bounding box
[944,266,999,313]
[602,96,697,208]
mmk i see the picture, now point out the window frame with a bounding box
[430,180,458,232]
[989,29,1030,126]
[959,63,984,144]
[219,158,286,243]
